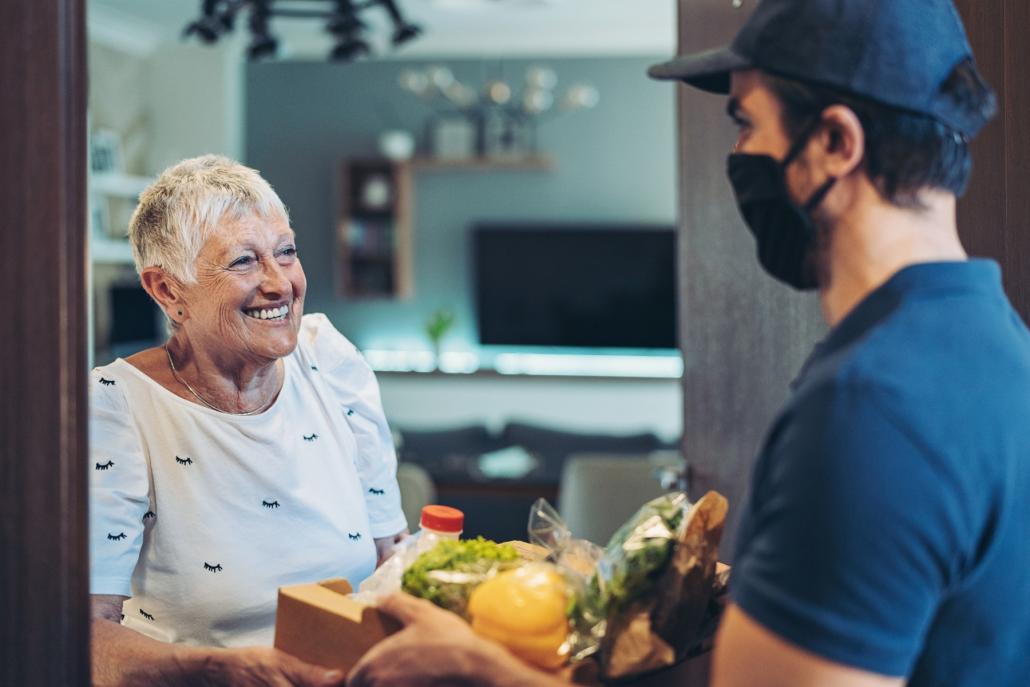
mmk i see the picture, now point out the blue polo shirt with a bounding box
[732,260,1030,686]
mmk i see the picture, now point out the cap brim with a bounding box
[647,46,751,94]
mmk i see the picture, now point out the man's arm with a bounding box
[712,604,904,687]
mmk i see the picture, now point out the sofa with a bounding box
[396,421,675,541]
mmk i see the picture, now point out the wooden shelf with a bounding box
[337,159,413,299]
[409,155,554,172]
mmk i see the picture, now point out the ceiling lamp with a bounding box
[399,64,599,159]
[183,0,423,61]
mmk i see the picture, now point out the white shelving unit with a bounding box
[88,170,153,368]
[89,171,152,265]
[91,171,152,199]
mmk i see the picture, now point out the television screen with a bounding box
[474,225,678,349]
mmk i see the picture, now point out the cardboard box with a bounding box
[274,579,401,673]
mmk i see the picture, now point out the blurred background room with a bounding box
[87,0,683,545]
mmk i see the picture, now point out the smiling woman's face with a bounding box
[180,211,306,364]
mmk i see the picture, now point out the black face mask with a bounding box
[726,123,837,290]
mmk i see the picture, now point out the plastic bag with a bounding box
[596,491,728,680]
[398,537,523,618]
[353,529,448,604]
[588,492,691,617]
[530,492,729,681]
[528,499,606,662]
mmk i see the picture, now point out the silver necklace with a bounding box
[165,346,273,416]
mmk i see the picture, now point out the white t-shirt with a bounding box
[89,313,407,647]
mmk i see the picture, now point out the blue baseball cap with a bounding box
[648,0,994,137]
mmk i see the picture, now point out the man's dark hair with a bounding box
[764,59,997,209]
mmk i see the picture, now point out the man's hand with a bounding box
[203,646,346,687]
[347,593,563,687]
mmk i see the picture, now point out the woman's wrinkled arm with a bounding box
[91,595,345,687]
[91,594,204,687]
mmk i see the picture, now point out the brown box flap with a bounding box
[274,579,401,673]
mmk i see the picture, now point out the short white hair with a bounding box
[128,155,289,284]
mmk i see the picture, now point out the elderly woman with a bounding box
[90,155,406,686]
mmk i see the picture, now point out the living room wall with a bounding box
[244,56,677,354]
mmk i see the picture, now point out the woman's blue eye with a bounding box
[230,256,255,268]
[277,247,298,260]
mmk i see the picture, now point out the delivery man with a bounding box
[348,1,1030,685]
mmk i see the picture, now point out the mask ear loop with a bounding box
[781,115,825,167]
[803,175,837,212]
[782,112,838,212]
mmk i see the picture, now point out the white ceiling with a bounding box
[89,0,677,59]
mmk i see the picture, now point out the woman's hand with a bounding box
[373,529,409,567]
[347,593,564,687]
[202,646,346,687]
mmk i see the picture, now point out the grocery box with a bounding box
[273,578,401,673]
[273,492,728,683]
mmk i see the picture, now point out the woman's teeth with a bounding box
[245,304,289,321]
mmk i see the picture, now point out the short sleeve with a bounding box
[731,378,965,677]
[89,368,150,596]
[300,314,407,538]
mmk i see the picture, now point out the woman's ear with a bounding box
[817,104,865,179]
[140,267,187,324]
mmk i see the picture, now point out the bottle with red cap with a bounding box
[419,504,464,540]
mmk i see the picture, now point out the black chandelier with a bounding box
[183,0,422,61]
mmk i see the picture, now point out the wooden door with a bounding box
[675,0,825,560]
[0,1,90,685]
[676,0,1030,562]
[954,0,1030,322]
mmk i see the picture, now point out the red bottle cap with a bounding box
[420,505,464,533]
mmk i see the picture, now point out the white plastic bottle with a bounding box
[354,504,465,600]
[417,504,464,544]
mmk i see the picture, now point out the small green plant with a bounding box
[425,308,456,361]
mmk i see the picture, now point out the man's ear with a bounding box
[140,267,188,325]
[817,104,865,179]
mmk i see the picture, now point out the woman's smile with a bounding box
[243,303,291,322]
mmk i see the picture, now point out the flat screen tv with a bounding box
[474,224,677,349]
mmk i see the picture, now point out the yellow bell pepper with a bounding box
[467,564,570,670]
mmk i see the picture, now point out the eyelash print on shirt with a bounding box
[98,377,116,386]
[95,460,115,471]
[262,500,280,509]
[139,609,155,621]
[310,365,318,371]
[345,409,355,417]
[348,532,362,541]
[107,532,127,541]
[303,433,319,442]
[203,562,223,572]
[175,456,193,466]
[368,487,385,495]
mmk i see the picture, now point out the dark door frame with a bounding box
[0,1,90,684]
